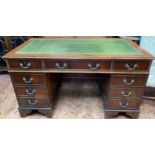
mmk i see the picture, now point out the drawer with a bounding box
[113,60,150,71]
[12,74,45,85]
[110,75,147,87]
[108,88,144,98]
[15,86,47,96]
[45,60,110,70]
[18,97,49,107]
[8,59,41,69]
[106,99,140,110]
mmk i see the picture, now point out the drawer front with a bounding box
[45,60,110,70]
[18,97,49,107]
[106,99,140,110]
[110,75,147,87]
[9,59,41,69]
[12,74,45,85]
[108,88,144,98]
[15,86,47,96]
[113,60,150,71]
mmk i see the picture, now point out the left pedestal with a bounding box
[10,73,56,118]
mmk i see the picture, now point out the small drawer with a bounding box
[108,88,144,98]
[110,75,147,87]
[15,86,47,96]
[8,59,41,69]
[106,99,140,110]
[18,97,49,107]
[113,60,150,71]
[12,74,45,85]
[45,60,110,70]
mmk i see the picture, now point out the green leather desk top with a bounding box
[16,39,142,55]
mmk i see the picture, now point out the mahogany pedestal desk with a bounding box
[3,38,154,118]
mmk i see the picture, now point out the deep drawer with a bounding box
[110,75,147,87]
[45,60,110,70]
[108,88,144,98]
[113,60,150,71]
[15,86,47,96]
[12,74,45,85]
[106,98,141,110]
[18,97,49,107]
[8,59,41,69]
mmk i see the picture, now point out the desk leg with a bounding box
[126,111,140,119]
[18,108,32,117]
[18,107,53,118]
[38,108,52,118]
[105,111,140,119]
[104,111,119,118]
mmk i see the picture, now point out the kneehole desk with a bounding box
[3,38,154,118]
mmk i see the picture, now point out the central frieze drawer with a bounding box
[12,74,45,85]
[113,60,150,71]
[106,99,141,110]
[15,86,47,96]
[45,61,110,70]
[110,75,147,87]
[9,59,41,69]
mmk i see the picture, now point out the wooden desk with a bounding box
[3,38,154,118]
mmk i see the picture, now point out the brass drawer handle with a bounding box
[19,61,31,69]
[121,91,132,97]
[125,63,137,71]
[28,99,38,105]
[88,63,100,70]
[22,77,33,84]
[119,102,129,108]
[123,79,135,86]
[55,62,68,69]
[25,88,36,95]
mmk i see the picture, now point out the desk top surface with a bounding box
[4,38,154,60]
[16,39,141,55]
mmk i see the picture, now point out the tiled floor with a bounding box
[0,74,155,119]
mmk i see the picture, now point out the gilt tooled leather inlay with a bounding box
[16,39,142,55]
